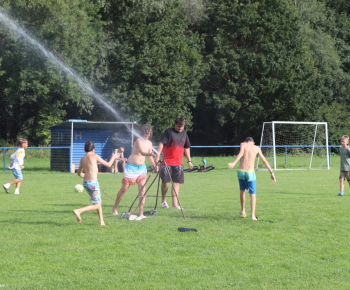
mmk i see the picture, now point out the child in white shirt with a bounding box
[3,138,28,195]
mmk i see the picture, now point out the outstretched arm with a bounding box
[136,139,155,157]
[155,142,164,163]
[228,143,244,169]
[96,153,116,168]
[258,149,276,182]
[145,141,157,168]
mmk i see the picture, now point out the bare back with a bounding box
[238,142,260,171]
[127,137,153,166]
[78,151,115,181]
[79,153,100,181]
[228,140,275,182]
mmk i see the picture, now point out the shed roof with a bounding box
[50,119,137,130]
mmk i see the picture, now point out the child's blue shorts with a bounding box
[83,180,101,204]
[11,168,23,180]
[237,170,256,194]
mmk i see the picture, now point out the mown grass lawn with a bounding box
[0,156,349,289]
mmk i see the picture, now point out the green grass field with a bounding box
[0,156,349,289]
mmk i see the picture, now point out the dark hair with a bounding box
[245,137,254,143]
[18,138,28,145]
[175,117,185,126]
[141,124,152,138]
[84,140,95,152]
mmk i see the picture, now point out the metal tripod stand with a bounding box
[122,158,186,220]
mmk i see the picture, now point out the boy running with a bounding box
[73,140,116,226]
[3,138,28,195]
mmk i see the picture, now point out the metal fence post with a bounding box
[3,149,5,173]
[285,146,287,166]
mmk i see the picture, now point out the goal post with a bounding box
[256,121,329,171]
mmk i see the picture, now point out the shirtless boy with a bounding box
[228,137,276,220]
[73,140,117,226]
[112,124,157,220]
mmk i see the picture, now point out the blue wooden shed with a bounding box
[50,120,136,173]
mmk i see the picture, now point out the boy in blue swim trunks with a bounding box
[3,138,28,195]
[112,124,157,220]
[73,140,117,226]
[228,137,276,220]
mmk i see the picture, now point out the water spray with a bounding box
[0,9,159,155]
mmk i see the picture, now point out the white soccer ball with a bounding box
[74,184,84,193]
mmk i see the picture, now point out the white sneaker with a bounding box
[162,202,169,208]
[14,192,20,195]
[3,184,9,193]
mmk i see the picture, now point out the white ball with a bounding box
[74,184,84,193]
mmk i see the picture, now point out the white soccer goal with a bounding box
[256,121,329,170]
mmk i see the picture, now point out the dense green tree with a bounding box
[191,0,321,146]
[316,101,350,146]
[101,0,207,138]
[298,0,350,101]
[298,0,350,142]
[1,0,350,147]
[0,0,105,145]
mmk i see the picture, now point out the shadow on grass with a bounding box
[50,204,86,207]
[0,219,68,226]
[11,209,73,213]
[187,214,275,223]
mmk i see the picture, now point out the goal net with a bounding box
[256,121,329,170]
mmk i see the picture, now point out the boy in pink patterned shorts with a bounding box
[112,124,157,220]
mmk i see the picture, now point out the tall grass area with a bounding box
[0,156,349,289]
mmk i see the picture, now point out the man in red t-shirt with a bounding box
[155,117,193,209]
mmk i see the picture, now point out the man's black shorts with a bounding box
[160,164,184,184]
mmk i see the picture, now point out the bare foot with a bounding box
[172,206,183,210]
[101,221,106,226]
[73,210,82,223]
[252,216,258,221]
[112,208,118,215]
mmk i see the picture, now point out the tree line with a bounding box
[0,0,349,147]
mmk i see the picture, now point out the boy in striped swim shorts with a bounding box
[228,137,276,220]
